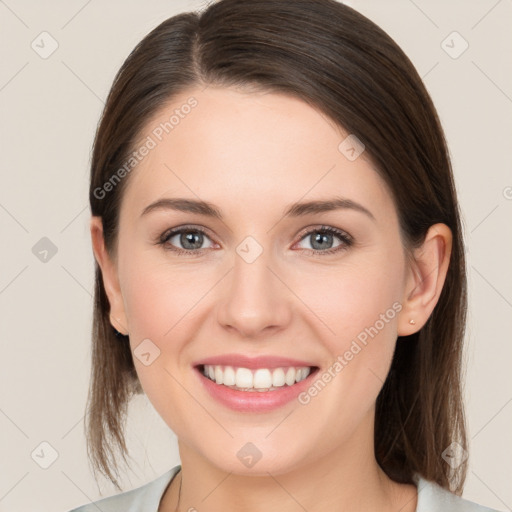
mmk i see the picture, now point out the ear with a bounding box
[90,216,129,335]
[397,223,453,336]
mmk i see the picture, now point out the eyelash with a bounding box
[156,225,353,257]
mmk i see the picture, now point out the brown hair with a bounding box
[87,0,467,493]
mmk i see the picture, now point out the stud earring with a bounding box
[113,326,128,338]
[409,319,416,325]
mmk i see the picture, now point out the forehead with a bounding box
[120,86,394,223]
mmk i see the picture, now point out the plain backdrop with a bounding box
[0,1,511,511]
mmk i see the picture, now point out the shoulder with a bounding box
[67,465,181,512]
[414,474,502,512]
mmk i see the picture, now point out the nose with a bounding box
[216,244,292,339]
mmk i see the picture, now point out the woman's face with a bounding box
[100,86,417,475]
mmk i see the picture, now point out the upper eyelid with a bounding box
[296,225,351,240]
[161,224,214,240]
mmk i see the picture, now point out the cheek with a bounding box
[120,252,207,341]
[294,250,405,418]
[119,256,215,400]
[295,250,404,349]
[290,251,405,425]
[119,259,203,428]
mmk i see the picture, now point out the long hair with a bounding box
[87,0,467,493]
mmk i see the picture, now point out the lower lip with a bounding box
[194,366,319,413]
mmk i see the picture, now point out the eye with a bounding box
[294,225,353,255]
[157,226,217,256]
[157,224,353,257]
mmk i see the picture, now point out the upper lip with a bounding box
[193,353,318,370]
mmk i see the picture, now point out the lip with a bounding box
[192,353,317,370]
[193,363,320,413]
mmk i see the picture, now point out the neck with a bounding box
[160,417,417,512]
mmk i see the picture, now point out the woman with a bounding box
[69,0,500,510]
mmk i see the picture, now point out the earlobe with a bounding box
[90,216,129,335]
[398,223,453,336]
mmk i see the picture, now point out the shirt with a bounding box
[68,464,501,512]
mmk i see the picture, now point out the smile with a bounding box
[200,364,313,391]
[193,362,320,412]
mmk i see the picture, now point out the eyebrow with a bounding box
[140,196,376,222]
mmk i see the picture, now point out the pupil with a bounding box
[312,232,332,250]
[182,231,202,250]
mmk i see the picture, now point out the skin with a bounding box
[91,85,452,512]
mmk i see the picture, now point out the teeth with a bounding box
[214,366,224,385]
[202,365,312,390]
[236,368,253,388]
[285,367,296,386]
[272,368,286,387]
[223,366,236,386]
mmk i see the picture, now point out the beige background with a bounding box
[0,1,511,511]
